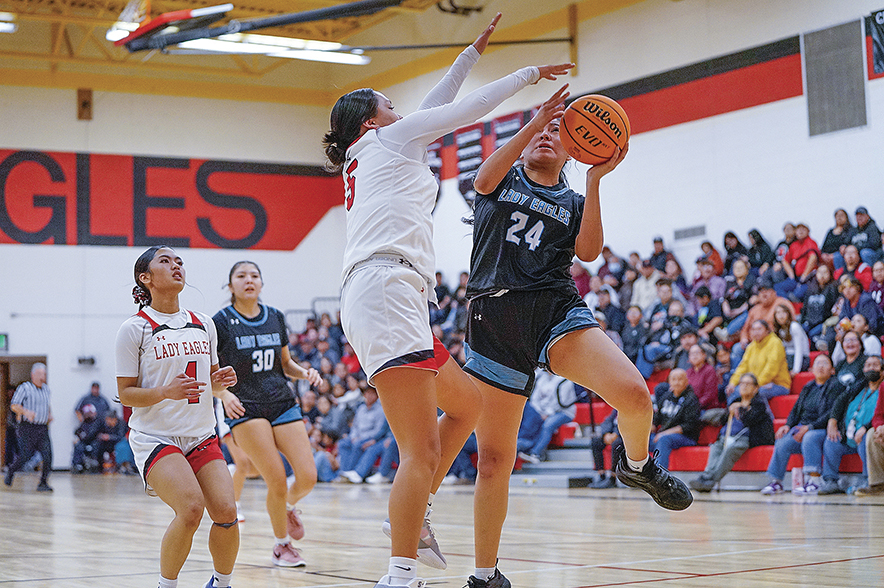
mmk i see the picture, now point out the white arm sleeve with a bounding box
[379,65,541,161]
[417,45,481,110]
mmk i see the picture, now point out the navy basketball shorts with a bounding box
[226,399,303,430]
[463,289,599,396]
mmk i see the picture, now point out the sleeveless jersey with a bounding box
[341,129,439,293]
[467,167,585,297]
[115,307,218,438]
[212,304,295,405]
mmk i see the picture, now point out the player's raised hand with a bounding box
[473,12,501,54]
[164,372,206,402]
[537,63,575,81]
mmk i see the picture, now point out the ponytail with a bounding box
[323,88,378,172]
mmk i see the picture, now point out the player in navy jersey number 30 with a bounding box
[213,261,322,568]
[115,246,239,588]
[459,88,693,587]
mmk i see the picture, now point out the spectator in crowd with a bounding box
[832,313,882,366]
[857,366,884,496]
[320,312,345,355]
[636,299,692,378]
[587,409,621,489]
[664,258,690,299]
[698,240,725,276]
[869,260,884,314]
[728,319,791,400]
[367,434,401,485]
[71,403,103,473]
[516,370,577,464]
[596,245,626,287]
[631,260,662,311]
[314,336,341,368]
[852,206,883,267]
[75,381,111,422]
[816,355,882,495]
[690,259,726,316]
[734,276,791,364]
[689,372,775,492]
[694,286,724,345]
[595,311,623,350]
[338,424,395,484]
[293,334,319,367]
[771,303,810,375]
[313,428,341,483]
[834,245,872,291]
[720,259,756,341]
[760,354,844,494]
[715,345,735,397]
[582,274,604,311]
[747,229,776,275]
[774,222,819,301]
[834,330,868,391]
[650,369,702,469]
[570,261,591,298]
[433,271,453,323]
[772,222,797,271]
[685,343,723,417]
[340,341,362,375]
[335,386,388,483]
[650,236,677,273]
[800,264,839,346]
[723,231,748,275]
[821,208,856,271]
[838,275,882,337]
[96,410,126,471]
[595,286,624,334]
[671,329,714,372]
[4,363,53,492]
[621,305,647,365]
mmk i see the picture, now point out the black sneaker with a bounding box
[36,482,53,492]
[467,568,511,588]
[613,447,692,510]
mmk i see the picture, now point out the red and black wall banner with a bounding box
[866,9,884,80]
[0,150,342,250]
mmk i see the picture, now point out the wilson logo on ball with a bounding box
[561,95,630,165]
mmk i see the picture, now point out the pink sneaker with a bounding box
[287,508,305,540]
[272,542,306,567]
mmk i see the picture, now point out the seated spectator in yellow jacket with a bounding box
[728,319,792,399]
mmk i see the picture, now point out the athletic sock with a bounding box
[475,567,496,582]
[158,576,177,588]
[427,493,434,508]
[275,535,292,546]
[387,556,418,583]
[211,571,232,588]
[286,502,296,511]
[627,455,649,472]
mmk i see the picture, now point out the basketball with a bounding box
[560,95,630,165]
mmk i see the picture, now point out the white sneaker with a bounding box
[381,508,447,570]
[440,474,459,486]
[366,472,392,484]
[797,478,820,494]
[373,575,425,588]
[341,470,363,484]
[517,452,541,464]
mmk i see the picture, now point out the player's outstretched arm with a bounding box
[474,85,569,195]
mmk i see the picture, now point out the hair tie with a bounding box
[132,285,150,306]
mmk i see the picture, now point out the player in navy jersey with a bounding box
[323,12,572,588]
[115,246,239,588]
[213,261,322,568]
[459,89,693,588]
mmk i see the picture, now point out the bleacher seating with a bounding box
[551,368,865,475]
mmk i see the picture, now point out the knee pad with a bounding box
[213,518,238,529]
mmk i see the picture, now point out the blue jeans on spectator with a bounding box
[314,451,338,482]
[799,429,826,473]
[759,383,789,400]
[730,342,747,370]
[636,342,671,378]
[766,426,820,481]
[822,437,868,481]
[516,403,573,458]
[337,437,372,472]
[859,248,883,267]
[650,432,696,469]
[350,438,387,479]
[726,311,749,338]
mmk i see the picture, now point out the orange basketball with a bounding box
[560,95,630,165]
